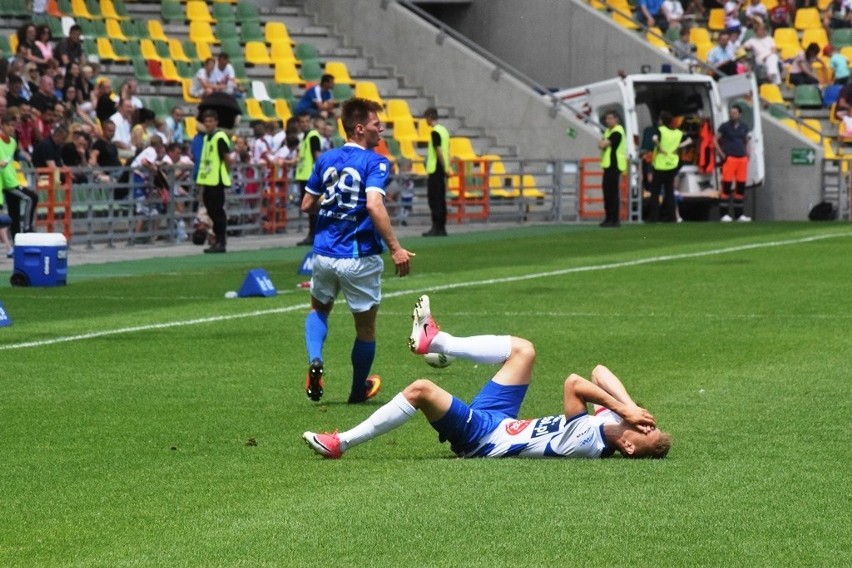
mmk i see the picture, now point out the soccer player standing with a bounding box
[300,98,415,403]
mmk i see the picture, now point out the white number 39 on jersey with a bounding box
[320,166,362,210]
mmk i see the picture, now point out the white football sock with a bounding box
[340,393,417,451]
[429,332,512,364]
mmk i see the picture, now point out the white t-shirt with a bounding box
[461,409,621,459]
[130,146,158,175]
[743,35,776,64]
[724,0,743,29]
[109,112,132,147]
[211,64,236,94]
[662,0,684,22]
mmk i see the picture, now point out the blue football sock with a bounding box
[350,338,376,397]
[305,311,328,363]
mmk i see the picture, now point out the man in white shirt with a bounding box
[211,53,242,96]
[109,98,135,160]
[304,295,671,460]
[742,23,781,85]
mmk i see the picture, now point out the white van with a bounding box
[553,73,764,219]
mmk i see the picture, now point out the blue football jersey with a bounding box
[305,143,391,258]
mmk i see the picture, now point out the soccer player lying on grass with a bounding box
[304,295,672,460]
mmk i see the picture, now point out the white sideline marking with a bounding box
[2,232,849,351]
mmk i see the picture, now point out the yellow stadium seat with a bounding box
[245,41,272,66]
[707,8,725,31]
[194,41,214,61]
[190,21,218,45]
[695,42,713,63]
[689,27,711,45]
[71,0,95,19]
[417,118,433,141]
[274,61,302,85]
[140,40,163,62]
[801,28,829,51]
[646,27,668,50]
[391,116,421,143]
[274,99,292,122]
[354,81,385,107]
[514,175,546,199]
[450,137,478,160]
[105,18,128,41]
[96,37,128,62]
[265,21,294,46]
[246,98,272,121]
[148,20,169,43]
[169,38,192,63]
[324,61,355,86]
[386,99,414,125]
[777,43,801,61]
[799,118,822,143]
[160,59,182,83]
[611,11,639,30]
[794,7,821,30]
[185,116,197,138]
[780,118,799,131]
[101,0,128,20]
[186,1,216,24]
[270,40,298,65]
[398,139,424,163]
[759,83,785,105]
[411,162,427,176]
[182,79,200,103]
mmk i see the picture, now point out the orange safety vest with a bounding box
[698,119,716,174]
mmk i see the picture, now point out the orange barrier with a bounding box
[447,158,489,224]
[263,165,289,233]
[35,167,73,240]
[578,157,629,220]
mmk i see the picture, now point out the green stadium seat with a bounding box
[161,0,183,23]
[793,84,823,108]
[132,57,153,82]
[85,0,101,18]
[240,20,264,43]
[300,59,324,84]
[220,37,242,59]
[294,42,320,62]
[831,28,852,48]
[236,1,261,25]
[333,83,354,101]
[211,3,235,23]
[182,39,199,60]
[216,21,238,41]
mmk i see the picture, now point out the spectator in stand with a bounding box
[744,0,769,25]
[129,134,166,240]
[30,75,58,114]
[672,27,698,62]
[638,0,670,31]
[131,107,156,151]
[250,121,273,167]
[62,84,98,133]
[89,119,121,181]
[742,23,782,85]
[119,79,143,110]
[789,43,822,85]
[6,75,31,108]
[34,24,53,63]
[661,0,685,32]
[824,44,851,85]
[295,74,339,118]
[60,128,91,184]
[31,122,67,168]
[723,0,744,37]
[94,78,117,125]
[17,23,47,73]
[33,104,57,143]
[53,24,84,67]
[190,57,218,99]
[768,0,795,28]
[14,103,36,159]
[161,142,193,216]
[77,64,95,105]
[825,0,852,29]
[164,105,185,145]
[110,98,136,160]
[707,31,739,77]
[62,62,81,96]
[211,53,242,97]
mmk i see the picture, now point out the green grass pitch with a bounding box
[1,222,850,567]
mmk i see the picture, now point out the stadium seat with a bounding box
[182,79,200,103]
[274,61,302,85]
[324,61,355,86]
[417,118,433,141]
[132,57,154,82]
[823,84,843,107]
[759,83,785,105]
[801,28,829,52]
[245,41,272,66]
[186,1,215,24]
[611,11,639,30]
[265,21,294,46]
[391,116,421,142]
[236,1,261,25]
[146,60,166,84]
[450,137,478,160]
[707,8,725,31]
[397,138,425,163]
[646,27,668,50]
[689,27,711,46]
[773,28,801,53]
[274,99,292,122]
[251,80,272,102]
[216,21,239,43]
[333,83,353,101]
[695,43,713,63]
[294,42,320,62]
[176,60,196,80]
[169,38,191,63]
[96,37,127,62]
[799,118,822,143]
[189,21,218,45]
[105,18,128,41]
[160,59,182,84]
[831,28,852,49]
[246,98,273,121]
[270,40,298,65]
[240,20,264,43]
[793,84,823,108]
[84,0,101,18]
[354,81,385,107]
[100,0,129,21]
[70,0,95,19]
[385,99,414,126]
[148,20,169,43]
[794,7,822,30]
[185,116,197,139]
[300,59,324,84]
[161,0,183,23]
[194,40,214,61]
[211,3,235,23]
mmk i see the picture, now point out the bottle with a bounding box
[176,219,187,242]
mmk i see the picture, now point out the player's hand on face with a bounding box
[393,248,415,277]
[622,406,656,429]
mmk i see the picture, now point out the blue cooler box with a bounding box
[11,233,68,287]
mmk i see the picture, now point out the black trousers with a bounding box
[299,181,317,238]
[202,184,227,247]
[3,187,39,239]
[426,172,447,230]
[602,167,621,222]
[648,168,678,222]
